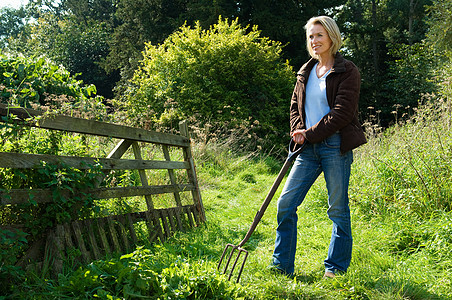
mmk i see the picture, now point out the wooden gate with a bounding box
[0,103,204,274]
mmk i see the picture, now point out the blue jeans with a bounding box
[271,133,353,275]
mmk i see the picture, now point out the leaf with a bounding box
[120,253,134,260]
[17,63,26,80]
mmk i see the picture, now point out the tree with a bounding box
[15,13,118,98]
[124,18,294,151]
[60,0,119,23]
[335,0,432,126]
[106,0,349,93]
[0,7,30,48]
[7,0,120,99]
[383,43,437,120]
[103,0,187,85]
[426,0,452,58]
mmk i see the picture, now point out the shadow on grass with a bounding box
[160,219,266,258]
[293,272,320,284]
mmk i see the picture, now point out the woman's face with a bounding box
[308,23,332,58]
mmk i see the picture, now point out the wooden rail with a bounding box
[0,103,204,273]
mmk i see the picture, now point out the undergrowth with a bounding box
[3,69,452,299]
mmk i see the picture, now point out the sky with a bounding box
[0,0,27,9]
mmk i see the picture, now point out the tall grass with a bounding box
[353,96,452,219]
[7,67,452,299]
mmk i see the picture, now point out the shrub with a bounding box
[0,53,108,121]
[123,17,294,152]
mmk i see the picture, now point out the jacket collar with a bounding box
[297,52,346,79]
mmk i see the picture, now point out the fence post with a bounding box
[179,120,205,222]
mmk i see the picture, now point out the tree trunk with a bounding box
[408,0,418,44]
[371,0,379,74]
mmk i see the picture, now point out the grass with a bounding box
[5,94,452,298]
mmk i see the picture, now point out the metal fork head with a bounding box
[217,243,249,283]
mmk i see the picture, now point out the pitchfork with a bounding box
[218,139,307,283]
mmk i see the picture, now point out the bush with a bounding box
[0,53,108,121]
[123,17,294,152]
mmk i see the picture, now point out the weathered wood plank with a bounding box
[116,215,130,253]
[173,206,184,231]
[0,104,189,147]
[53,225,65,274]
[72,221,90,263]
[131,142,155,211]
[184,205,195,227]
[162,145,182,207]
[107,217,121,253]
[166,208,177,233]
[191,205,201,226]
[0,152,189,170]
[126,213,138,244]
[85,219,101,260]
[97,218,111,255]
[145,211,160,243]
[0,184,195,205]
[160,209,171,238]
[179,121,205,222]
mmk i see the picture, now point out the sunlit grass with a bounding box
[10,94,452,298]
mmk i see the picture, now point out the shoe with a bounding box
[323,271,335,279]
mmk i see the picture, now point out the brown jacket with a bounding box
[290,53,366,153]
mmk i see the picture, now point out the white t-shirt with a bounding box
[305,63,331,129]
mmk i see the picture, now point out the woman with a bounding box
[269,16,366,278]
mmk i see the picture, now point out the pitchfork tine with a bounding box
[218,243,249,283]
[218,244,234,273]
[224,245,236,274]
[228,248,243,280]
[231,248,248,283]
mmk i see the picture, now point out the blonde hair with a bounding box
[304,16,342,59]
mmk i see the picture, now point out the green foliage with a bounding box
[352,94,452,219]
[336,0,434,126]
[0,6,29,48]
[0,160,104,235]
[383,43,437,122]
[0,53,98,108]
[125,17,294,152]
[26,13,118,98]
[426,0,452,58]
[0,228,27,295]
[53,246,245,299]
[104,0,187,81]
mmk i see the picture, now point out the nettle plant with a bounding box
[0,52,114,236]
[0,121,104,237]
[0,53,108,122]
[0,117,104,293]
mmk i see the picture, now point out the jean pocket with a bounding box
[324,133,341,149]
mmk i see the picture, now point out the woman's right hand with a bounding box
[292,129,307,144]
